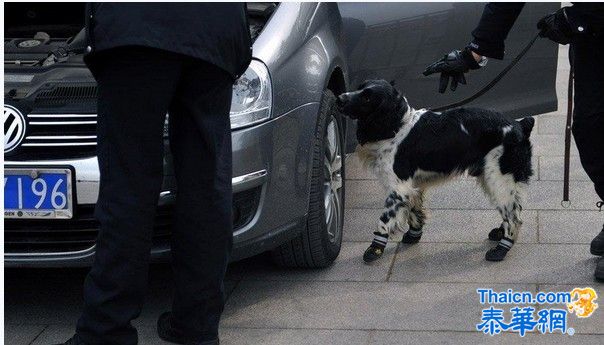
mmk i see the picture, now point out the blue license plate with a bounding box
[4,168,73,219]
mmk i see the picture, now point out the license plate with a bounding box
[4,167,74,219]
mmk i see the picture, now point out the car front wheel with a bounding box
[272,90,345,268]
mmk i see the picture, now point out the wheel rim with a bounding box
[323,114,343,244]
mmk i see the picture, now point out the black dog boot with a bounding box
[363,232,388,263]
[401,228,422,244]
[486,238,514,261]
[590,225,604,256]
[596,257,604,282]
[488,225,504,241]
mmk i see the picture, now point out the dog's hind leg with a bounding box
[480,147,526,261]
[402,190,426,244]
[364,188,413,263]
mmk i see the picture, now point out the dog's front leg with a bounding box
[363,190,411,263]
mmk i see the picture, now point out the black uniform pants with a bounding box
[76,46,234,344]
[570,37,604,201]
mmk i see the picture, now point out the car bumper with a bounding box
[4,103,319,267]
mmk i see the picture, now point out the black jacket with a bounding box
[85,3,252,79]
[469,3,604,59]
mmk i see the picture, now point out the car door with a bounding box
[339,2,560,119]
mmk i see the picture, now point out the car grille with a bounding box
[7,113,98,161]
[4,205,173,254]
[4,187,261,255]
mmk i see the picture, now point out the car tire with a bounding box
[272,90,345,268]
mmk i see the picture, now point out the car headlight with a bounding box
[163,60,271,137]
[230,60,272,129]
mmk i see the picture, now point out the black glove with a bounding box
[537,8,573,45]
[423,48,482,93]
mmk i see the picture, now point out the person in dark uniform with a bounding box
[423,3,604,281]
[57,4,251,345]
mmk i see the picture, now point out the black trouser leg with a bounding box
[570,37,604,201]
[168,59,234,341]
[77,47,183,345]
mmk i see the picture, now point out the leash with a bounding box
[431,32,541,112]
[562,64,574,208]
[427,31,576,207]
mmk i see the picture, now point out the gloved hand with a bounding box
[423,48,482,93]
[537,8,573,45]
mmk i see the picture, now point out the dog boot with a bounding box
[488,225,504,241]
[363,232,388,263]
[590,224,604,256]
[485,238,514,261]
[401,228,422,244]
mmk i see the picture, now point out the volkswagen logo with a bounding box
[4,105,27,153]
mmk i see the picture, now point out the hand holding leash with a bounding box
[422,47,483,93]
[538,8,573,45]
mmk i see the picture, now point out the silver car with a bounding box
[3,2,559,267]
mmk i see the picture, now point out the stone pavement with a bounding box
[4,47,603,345]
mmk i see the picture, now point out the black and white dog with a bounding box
[337,80,534,263]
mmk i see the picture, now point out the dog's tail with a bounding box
[518,117,535,139]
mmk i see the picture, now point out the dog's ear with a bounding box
[389,80,396,86]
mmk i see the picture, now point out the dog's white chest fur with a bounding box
[355,108,425,189]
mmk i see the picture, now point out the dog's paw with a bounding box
[401,231,422,244]
[485,245,509,262]
[363,245,384,263]
[488,226,504,241]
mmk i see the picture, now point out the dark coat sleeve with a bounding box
[468,3,525,60]
[565,3,604,37]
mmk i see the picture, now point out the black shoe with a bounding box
[596,257,604,282]
[157,312,220,345]
[488,226,504,241]
[158,312,186,344]
[590,227,604,256]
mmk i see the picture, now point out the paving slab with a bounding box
[538,210,603,244]
[239,242,393,282]
[3,266,238,326]
[530,134,578,157]
[536,113,569,135]
[539,156,590,181]
[221,328,371,345]
[347,179,600,211]
[29,324,174,345]
[369,330,603,344]
[344,208,538,243]
[389,243,599,284]
[29,320,372,345]
[537,284,604,335]
[3,324,47,345]
[222,280,535,332]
